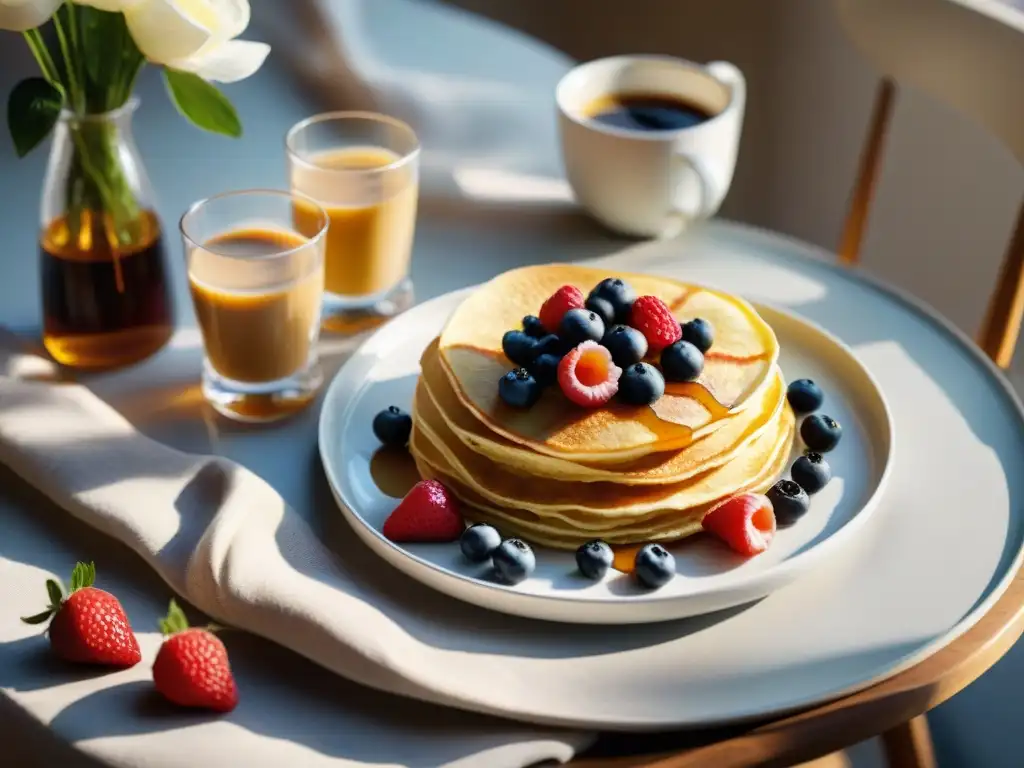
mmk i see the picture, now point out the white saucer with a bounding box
[320,291,893,624]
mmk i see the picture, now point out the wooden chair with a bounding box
[837,0,1024,370]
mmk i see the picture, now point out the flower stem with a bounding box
[51,11,82,113]
[22,30,62,87]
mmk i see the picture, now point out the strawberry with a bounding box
[630,295,682,353]
[21,561,141,668]
[383,480,463,542]
[702,493,777,557]
[539,285,585,333]
[153,600,238,712]
[558,341,621,407]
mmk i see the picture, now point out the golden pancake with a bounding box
[420,337,786,485]
[411,415,793,549]
[437,264,778,462]
[412,388,794,518]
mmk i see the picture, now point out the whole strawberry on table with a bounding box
[21,561,141,668]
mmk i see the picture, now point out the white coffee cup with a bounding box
[556,55,746,238]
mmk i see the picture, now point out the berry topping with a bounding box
[681,317,714,353]
[460,523,502,562]
[800,413,842,452]
[585,295,616,327]
[601,324,648,368]
[575,539,614,580]
[560,308,606,347]
[702,492,776,557]
[558,341,622,408]
[20,561,141,668]
[661,340,704,382]
[634,543,675,589]
[383,480,463,542]
[766,479,811,526]
[535,334,567,359]
[499,367,544,408]
[492,538,536,585]
[153,600,238,712]
[501,329,539,367]
[618,362,665,406]
[787,378,824,414]
[539,284,585,333]
[373,405,412,447]
[527,353,561,387]
[792,452,832,495]
[522,314,547,338]
[630,295,682,353]
[589,277,637,324]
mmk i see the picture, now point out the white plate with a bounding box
[312,227,1024,729]
[320,297,892,623]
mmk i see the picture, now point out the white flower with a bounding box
[0,0,61,31]
[75,0,270,83]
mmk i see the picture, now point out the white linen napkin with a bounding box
[0,331,591,767]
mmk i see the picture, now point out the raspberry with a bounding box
[539,285,585,333]
[630,296,682,352]
[558,341,621,407]
[702,493,776,557]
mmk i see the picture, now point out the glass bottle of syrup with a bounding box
[39,97,174,370]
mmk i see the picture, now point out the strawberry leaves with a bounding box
[20,561,96,626]
[69,561,96,593]
[159,599,190,636]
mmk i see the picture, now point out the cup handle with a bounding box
[671,151,718,220]
[707,60,746,115]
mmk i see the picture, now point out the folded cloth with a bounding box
[0,331,591,768]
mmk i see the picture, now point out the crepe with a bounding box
[412,378,794,517]
[437,264,779,462]
[420,337,786,485]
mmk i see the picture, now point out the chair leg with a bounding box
[881,715,937,768]
[838,78,896,267]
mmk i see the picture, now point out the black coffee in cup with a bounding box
[584,92,716,132]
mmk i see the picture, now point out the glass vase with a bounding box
[39,97,174,370]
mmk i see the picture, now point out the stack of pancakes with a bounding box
[410,265,795,549]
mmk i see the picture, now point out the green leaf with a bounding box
[159,599,190,636]
[6,77,64,158]
[163,69,242,138]
[46,579,64,607]
[20,610,55,626]
[69,561,95,593]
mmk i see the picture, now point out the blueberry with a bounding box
[634,543,675,589]
[601,324,648,368]
[787,378,824,414]
[589,277,637,324]
[618,362,665,405]
[527,353,561,387]
[502,330,538,367]
[585,296,616,328]
[575,539,614,580]
[791,452,832,494]
[661,340,704,382]
[766,479,811,526]
[372,406,412,447]
[460,523,502,562]
[492,538,536,585]
[681,318,714,353]
[560,308,605,348]
[498,368,543,408]
[800,413,842,452]
[522,315,546,339]
[535,334,567,359]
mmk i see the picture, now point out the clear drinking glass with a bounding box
[286,112,420,334]
[180,189,329,423]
